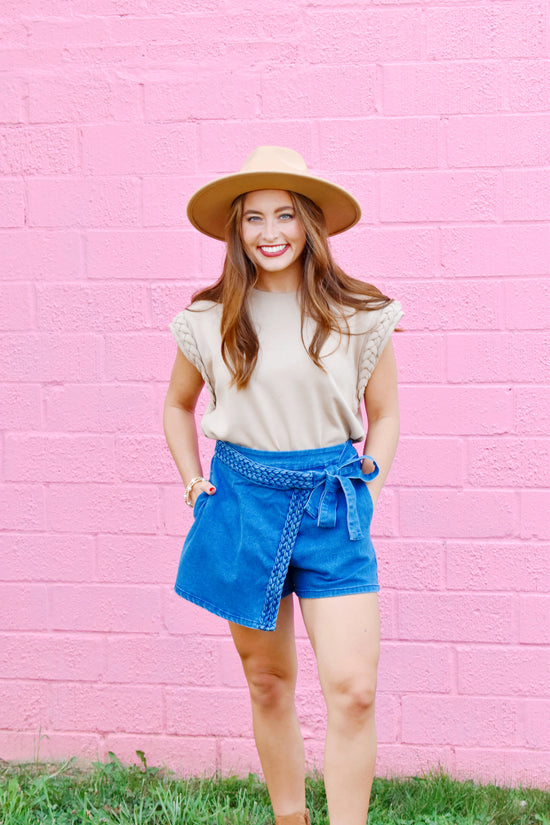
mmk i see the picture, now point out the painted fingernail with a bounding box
[209,487,215,492]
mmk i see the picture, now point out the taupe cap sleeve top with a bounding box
[170,289,403,452]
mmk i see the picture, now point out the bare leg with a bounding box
[229,595,306,817]
[300,593,380,825]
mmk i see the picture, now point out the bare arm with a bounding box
[361,338,400,509]
[163,347,216,505]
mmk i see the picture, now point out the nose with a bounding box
[261,216,278,241]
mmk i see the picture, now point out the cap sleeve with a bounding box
[169,309,215,399]
[357,300,404,403]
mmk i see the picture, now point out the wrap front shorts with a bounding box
[174,439,380,631]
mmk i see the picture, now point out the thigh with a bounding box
[229,594,298,681]
[299,593,380,692]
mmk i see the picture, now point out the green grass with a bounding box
[0,752,548,825]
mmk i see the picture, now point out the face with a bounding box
[241,189,307,291]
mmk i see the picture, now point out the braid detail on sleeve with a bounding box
[356,300,403,405]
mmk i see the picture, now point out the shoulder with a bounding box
[347,299,404,336]
[171,299,221,333]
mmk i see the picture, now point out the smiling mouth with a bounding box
[258,244,290,257]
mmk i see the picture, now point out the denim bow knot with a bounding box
[305,454,379,541]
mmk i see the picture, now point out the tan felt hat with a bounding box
[186,146,362,240]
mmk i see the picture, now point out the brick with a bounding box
[0,681,51,729]
[50,584,162,633]
[400,387,514,436]
[384,62,505,116]
[505,277,550,328]
[47,484,160,534]
[440,225,550,278]
[525,701,550,748]
[144,71,260,121]
[29,177,141,228]
[387,278,502,331]
[96,535,175,584]
[164,585,229,636]
[50,682,163,734]
[447,332,550,383]
[454,747,550,786]
[306,8,423,62]
[380,171,498,223]
[28,71,121,123]
[377,541,443,591]
[29,17,109,47]
[468,437,550,488]
[5,434,116,483]
[0,20,27,49]
[446,541,550,592]
[0,126,79,175]
[392,437,464,487]
[105,635,217,685]
[0,484,44,531]
[0,730,101,763]
[0,385,41,430]
[83,123,197,175]
[0,585,48,631]
[402,695,520,747]
[0,230,81,281]
[0,533,95,582]
[458,647,550,696]
[331,227,438,280]
[519,596,550,644]
[0,633,103,681]
[0,334,101,382]
[0,283,33,330]
[376,745,453,780]
[43,384,155,433]
[392,334,445,383]
[448,114,550,167]
[198,121,314,171]
[36,284,148,331]
[116,436,182,483]
[143,176,199,228]
[263,65,377,119]
[509,60,550,111]
[104,332,174,382]
[0,178,24,226]
[151,283,217,329]
[220,737,262,778]
[400,489,517,539]
[319,118,439,171]
[521,491,550,539]
[166,686,253,736]
[86,230,199,280]
[503,170,550,220]
[398,593,514,643]
[426,4,546,59]
[378,643,452,693]
[104,734,218,776]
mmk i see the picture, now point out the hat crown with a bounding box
[240,146,311,177]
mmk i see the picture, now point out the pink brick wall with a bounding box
[1,0,549,788]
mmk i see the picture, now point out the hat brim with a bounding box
[186,170,361,240]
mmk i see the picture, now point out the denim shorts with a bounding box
[174,439,379,631]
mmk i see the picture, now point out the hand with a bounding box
[190,479,216,506]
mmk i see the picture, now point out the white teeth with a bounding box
[260,244,287,252]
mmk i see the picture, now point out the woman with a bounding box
[164,146,403,825]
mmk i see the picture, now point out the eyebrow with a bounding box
[243,205,294,216]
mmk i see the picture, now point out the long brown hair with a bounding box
[192,191,394,389]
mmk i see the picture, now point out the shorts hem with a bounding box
[294,584,380,599]
[174,585,275,631]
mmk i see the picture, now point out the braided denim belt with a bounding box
[214,440,379,629]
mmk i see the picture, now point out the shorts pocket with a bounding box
[193,491,209,519]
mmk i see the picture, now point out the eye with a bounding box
[279,213,294,221]
[246,215,261,222]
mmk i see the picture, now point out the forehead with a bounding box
[242,189,293,211]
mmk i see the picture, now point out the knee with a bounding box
[327,675,377,723]
[245,668,295,711]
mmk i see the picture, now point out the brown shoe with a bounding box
[275,811,311,825]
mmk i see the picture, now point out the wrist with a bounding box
[184,475,207,506]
